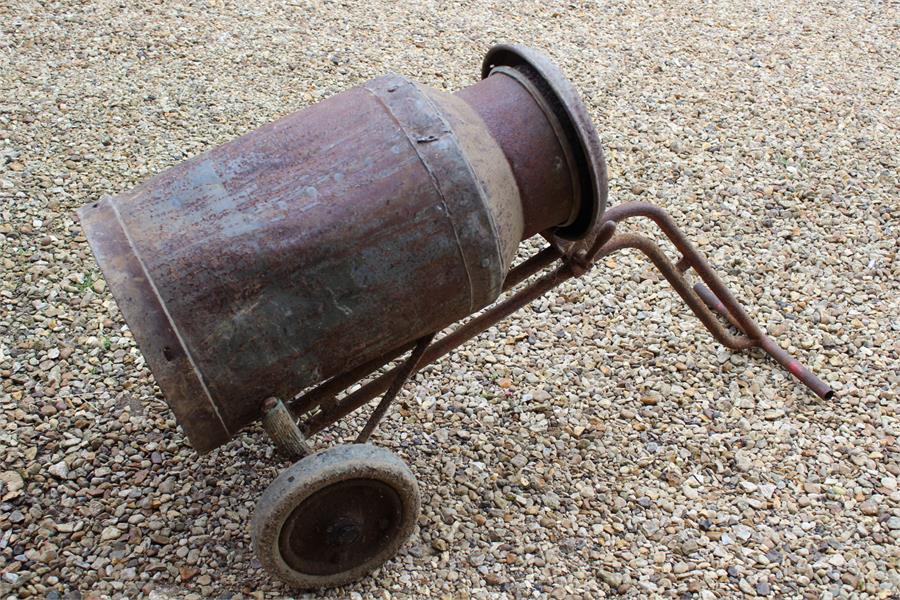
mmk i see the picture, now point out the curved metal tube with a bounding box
[597,202,833,400]
[595,232,757,351]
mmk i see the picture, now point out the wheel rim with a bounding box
[278,478,405,576]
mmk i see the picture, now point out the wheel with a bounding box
[252,444,420,588]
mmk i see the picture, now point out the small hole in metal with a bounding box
[162,346,174,361]
[288,476,295,483]
[92,203,98,208]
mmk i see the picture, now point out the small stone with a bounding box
[828,554,846,567]
[431,538,447,551]
[734,452,753,472]
[531,389,551,402]
[859,499,879,516]
[48,461,69,479]
[0,471,24,499]
[885,516,900,530]
[101,526,122,541]
[510,454,528,469]
[599,570,622,587]
[755,582,771,596]
[673,561,690,574]
[483,572,502,585]
[764,409,785,420]
[733,524,753,541]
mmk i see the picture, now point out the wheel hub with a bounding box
[325,516,363,546]
[278,478,404,576]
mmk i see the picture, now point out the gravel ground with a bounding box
[2,0,898,598]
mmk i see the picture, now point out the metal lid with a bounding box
[481,45,608,240]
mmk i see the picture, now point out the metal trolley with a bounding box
[79,45,831,588]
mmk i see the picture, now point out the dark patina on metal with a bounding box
[79,44,831,457]
[80,44,833,589]
[78,46,604,452]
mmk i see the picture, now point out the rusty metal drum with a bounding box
[77,44,832,590]
[79,45,608,453]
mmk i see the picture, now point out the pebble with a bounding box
[47,461,69,479]
[599,570,622,587]
[859,499,879,516]
[758,483,776,499]
[510,454,528,469]
[0,471,24,499]
[734,452,753,472]
[733,524,753,541]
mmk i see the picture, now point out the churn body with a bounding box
[79,46,607,452]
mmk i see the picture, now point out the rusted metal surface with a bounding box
[303,264,575,435]
[595,202,833,399]
[289,342,418,418]
[501,245,563,291]
[79,46,605,452]
[80,76,518,451]
[482,45,609,240]
[692,283,834,399]
[287,245,563,421]
[77,200,231,449]
[456,71,577,238]
[279,478,405,575]
[80,42,830,457]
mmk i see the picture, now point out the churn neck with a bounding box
[454,44,608,241]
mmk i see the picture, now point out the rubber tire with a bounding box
[252,444,420,589]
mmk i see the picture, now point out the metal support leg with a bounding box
[355,333,435,443]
